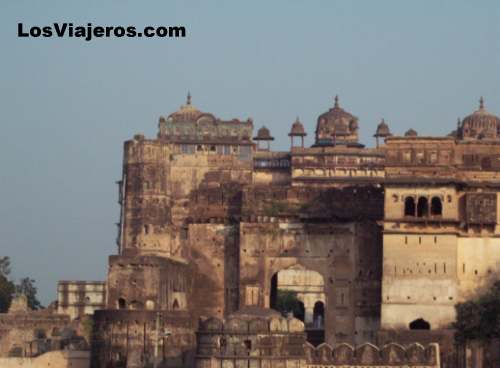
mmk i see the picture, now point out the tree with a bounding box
[275,290,304,320]
[0,274,15,312]
[453,280,500,343]
[0,256,11,278]
[16,277,42,310]
[0,257,15,312]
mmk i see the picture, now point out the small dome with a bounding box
[254,126,274,141]
[289,117,307,136]
[460,97,500,139]
[404,128,418,137]
[374,119,391,137]
[168,92,213,122]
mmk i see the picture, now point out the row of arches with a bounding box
[404,196,442,217]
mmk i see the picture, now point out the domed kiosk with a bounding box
[313,96,363,148]
[457,97,500,140]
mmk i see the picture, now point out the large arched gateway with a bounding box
[269,266,326,345]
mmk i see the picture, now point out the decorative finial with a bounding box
[479,96,484,110]
[334,95,339,108]
[187,91,192,105]
[296,116,300,123]
[457,117,461,128]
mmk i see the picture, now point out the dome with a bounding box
[314,95,359,146]
[167,92,214,123]
[460,97,500,140]
[374,119,391,137]
[404,128,418,137]
[289,117,306,136]
[254,126,274,141]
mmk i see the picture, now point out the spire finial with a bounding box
[296,116,300,122]
[334,95,339,108]
[187,91,192,105]
[457,117,461,128]
[479,96,484,110]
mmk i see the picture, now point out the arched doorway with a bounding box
[313,301,324,329]
[269,266,325,345]
[409,318,430,330]
[117,298,126,310]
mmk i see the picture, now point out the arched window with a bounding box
[313,301,325,329]
[409,318,430,330]
[145,300,155,310]
[404,197,416,216]
[172,299,180,310]
[430,197,442,216]
[417,197,429,217]
[118,298,126,310]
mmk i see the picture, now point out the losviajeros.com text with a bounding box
[18,23,186,41]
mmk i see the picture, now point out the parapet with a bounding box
[304,341,439,367]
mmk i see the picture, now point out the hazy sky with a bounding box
[1,1,499,305]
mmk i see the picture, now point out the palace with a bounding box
[5,94,498,367]
[86,94,500,367]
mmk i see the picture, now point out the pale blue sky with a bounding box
[1,1,499,304]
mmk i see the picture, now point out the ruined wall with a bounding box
[106,255,189,312]
[0,311,71,357]
[196,311,306,368]
[91,310,194,368]
[195,313,440,368]
[0,350,90,368]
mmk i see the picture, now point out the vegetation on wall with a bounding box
[453,280,500,343]
[274,290,304,319]
[16,277,42,310]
